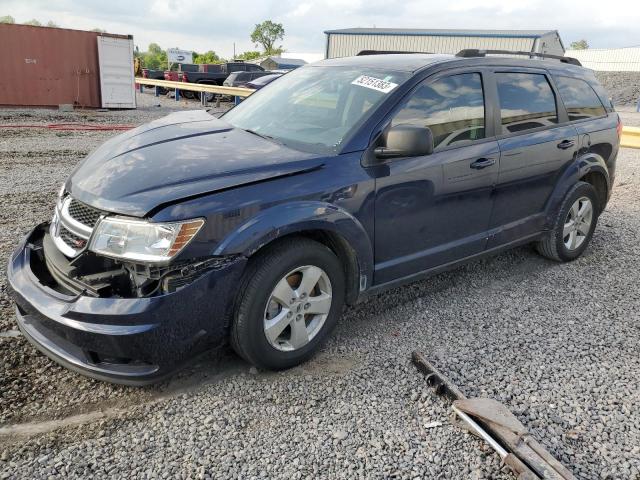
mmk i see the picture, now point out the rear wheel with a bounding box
[230,238,345,370]
[536,181,599,262]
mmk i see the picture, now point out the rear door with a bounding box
[487,70,578,247]
[374,70,500,284]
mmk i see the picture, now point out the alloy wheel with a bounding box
[263,265,333,352]
[563,196,593,251]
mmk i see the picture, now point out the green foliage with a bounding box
[236,51,262,61]
[138,43,168,70]
[250,20,285,55]
[570,39,589,50]
[0,15,15,23]
[91,28,107,33]
[193,50,224,64]
[23,19,42,26]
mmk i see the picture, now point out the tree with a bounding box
[0,15,15,23]
[23,19,42,26]
[250,20,284,55]
[570,40,589,50]
[46,20,58,28]
[91,28,107,33]
[236,51,262,61]
[139,43,167,70]
[194,50,223,64]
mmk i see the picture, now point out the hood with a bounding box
[67,110,323,217]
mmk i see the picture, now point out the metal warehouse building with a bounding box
[324,28,565,59]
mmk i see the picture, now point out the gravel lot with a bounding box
[595,71,640,108]
[1,92,639,479]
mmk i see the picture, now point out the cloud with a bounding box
[1,0,639,57]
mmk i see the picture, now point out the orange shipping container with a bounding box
[0,23,131,108]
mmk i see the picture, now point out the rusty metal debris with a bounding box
[411,351,575,480]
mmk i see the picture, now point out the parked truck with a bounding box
[182,62,265,101]
[163,64,200,99]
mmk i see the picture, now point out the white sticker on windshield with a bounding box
[351,75,398,93]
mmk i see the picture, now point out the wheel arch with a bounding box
[546,152,611,222]
[213,201,374,305]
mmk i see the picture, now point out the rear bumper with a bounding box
[6,224,246,385]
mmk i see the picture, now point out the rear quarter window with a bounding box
[554,76,607,120]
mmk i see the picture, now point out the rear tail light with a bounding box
[616,115,623,139]
[182,72,189,82]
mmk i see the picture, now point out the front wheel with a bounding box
[230,238,345,370]
[536,181,600,262]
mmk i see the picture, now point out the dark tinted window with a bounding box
[392,73,485,149]
[496,73,557,134]
[554,76,607,120]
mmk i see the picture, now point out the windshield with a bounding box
[222,66,410,153]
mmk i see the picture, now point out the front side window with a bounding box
[222,66,410,153]
[391,73,485,149]
[496,73,558,134]
[554,76,607,120]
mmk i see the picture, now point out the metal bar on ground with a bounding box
[451,405,509,459]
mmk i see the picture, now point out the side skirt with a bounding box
[360,232,544,300]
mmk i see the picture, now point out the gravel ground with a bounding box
[595,71,640,108]
[618,105,640,128]
[1,94,640,479]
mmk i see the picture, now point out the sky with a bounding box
[1,0,639,57]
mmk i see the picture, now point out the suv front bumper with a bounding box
[6,224,246,385]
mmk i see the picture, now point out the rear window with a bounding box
[496,73,558,135]
[554,76,607,120]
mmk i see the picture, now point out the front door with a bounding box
[374,72,499,284]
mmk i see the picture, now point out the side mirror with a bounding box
[374,125,434,159]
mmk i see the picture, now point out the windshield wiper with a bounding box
[243,128,280,143]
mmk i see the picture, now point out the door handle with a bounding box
[557,139,575,150]
[470,158,496,169]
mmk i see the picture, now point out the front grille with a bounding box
[68,199,102,228]
[59,225,87,250]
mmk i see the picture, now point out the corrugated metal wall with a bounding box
[0,24,130,108]
[327,34,536,58]
[565,47,640,72]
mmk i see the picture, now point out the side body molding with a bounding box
[213,201,374,290]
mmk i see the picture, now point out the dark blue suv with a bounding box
[7,52,620,384]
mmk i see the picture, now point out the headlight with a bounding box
[89,217,204,263]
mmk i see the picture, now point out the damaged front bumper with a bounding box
[6,223,247,385]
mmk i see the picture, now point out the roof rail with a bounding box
[357,50,431,56]
[455,49,582,66]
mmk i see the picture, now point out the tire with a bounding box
[536,181,600,262]
[182,91,195,100]
[198,91,215,103]
[230,238,345,370]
